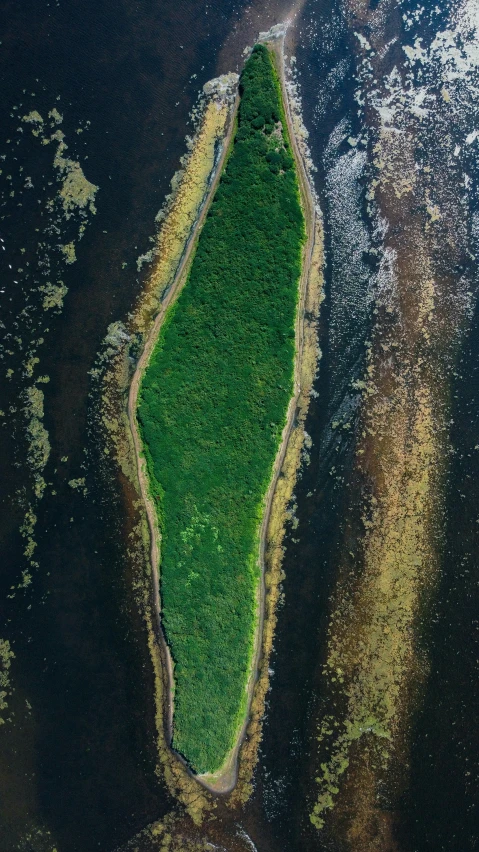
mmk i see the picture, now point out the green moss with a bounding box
[138,44,305,773]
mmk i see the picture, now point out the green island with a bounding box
[138,43,305,775]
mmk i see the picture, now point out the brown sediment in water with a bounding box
[310,0,475,845]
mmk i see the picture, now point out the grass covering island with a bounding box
[138,44,305,775]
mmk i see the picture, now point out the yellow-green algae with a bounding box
[39,281,68,311]
[0,97,101,848]
[133,89,233,332]
[4,106,100,587]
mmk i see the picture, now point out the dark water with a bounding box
[401,299,479,851]
[0,1,272,848]
[1,0,479,849]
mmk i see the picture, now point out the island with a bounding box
[136,43,307,784]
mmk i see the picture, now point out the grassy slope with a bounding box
[138,44,305,774]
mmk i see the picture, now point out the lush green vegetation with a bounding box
[138,44,305,774]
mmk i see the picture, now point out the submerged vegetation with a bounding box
[138,44,305,774]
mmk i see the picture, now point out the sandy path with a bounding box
[127,32,318,796]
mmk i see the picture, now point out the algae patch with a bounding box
[39,281,68,311]
[54,152,98,218]
[0,639,15,725]
[23,385,50,498]
[60,242,76,264]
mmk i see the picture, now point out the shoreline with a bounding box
[127,31,322,796]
